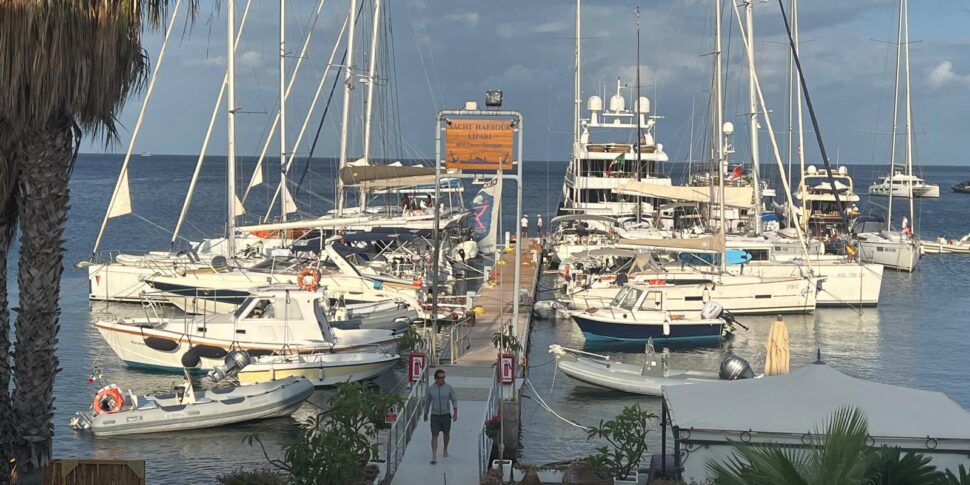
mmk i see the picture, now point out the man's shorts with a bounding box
[430,413,452,435]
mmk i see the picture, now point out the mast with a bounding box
[362,0,382,211]
[227,0,238,256]
[887,0,904,229]
[745,0,761,235]
[337,0,358,215]
[715,0,726,271]
[903,0,915,226]
[279,0,288,225]
[635,6,642,224]
[573,0,582,208]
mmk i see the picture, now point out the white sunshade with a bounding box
[663,364,970,441]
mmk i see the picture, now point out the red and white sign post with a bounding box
[499,353,515,384]
[407,351,427,383]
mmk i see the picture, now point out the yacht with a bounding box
[94,286,401,372]
[793,165,860,238]
[867,168,939,198]
[852,216,919,272]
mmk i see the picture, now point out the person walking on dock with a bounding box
[536,214,543,237]
[521,214,529,238]
[423,369,458,464]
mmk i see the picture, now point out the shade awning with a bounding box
[663,364,970,441]
[614,181,754,208]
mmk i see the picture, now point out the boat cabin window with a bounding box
[610,287,631,307]
[245,299,275,319]
[639,291,662,310]
[282,300,303,320]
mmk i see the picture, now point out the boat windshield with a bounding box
[614,288,642,310]
[609,287,631,307]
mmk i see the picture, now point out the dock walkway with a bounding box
[391,238,541,484]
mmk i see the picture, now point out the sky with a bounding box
[84,0,970,168]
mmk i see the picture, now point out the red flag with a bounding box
[729,164,743,180]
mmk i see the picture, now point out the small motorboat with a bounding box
[568,299,740,343]
[952,181,970,194]
[72,364,313,437]
[233,350,400,387]
[920,234,970,254]
[549,341,755,397]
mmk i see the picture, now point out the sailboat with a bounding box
[856,0,921,272]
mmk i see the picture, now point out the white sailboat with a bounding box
[856,0,921,272]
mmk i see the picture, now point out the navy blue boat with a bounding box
[571,311,725,342]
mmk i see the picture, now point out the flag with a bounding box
[607,153,625,176]
[728,164,743,181]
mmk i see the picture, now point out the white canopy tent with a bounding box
[662,363,970,482]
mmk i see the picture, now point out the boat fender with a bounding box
[93,385,126,414]
[719,355,754,380]
[194,345,228,360]
[143,336,180,352]
[181,347,201,368]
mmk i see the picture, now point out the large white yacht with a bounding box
[867,168,939,198]
[793,165,860,238]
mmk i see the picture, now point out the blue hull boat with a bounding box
[571,312,725,342]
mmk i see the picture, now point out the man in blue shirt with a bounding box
[423,369,458,464]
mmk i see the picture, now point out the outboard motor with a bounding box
[719,354,754,380]
[701,301,724,320]
[208,350,254,382]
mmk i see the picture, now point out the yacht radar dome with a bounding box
[634,96,650,113]
[587,95,603,112]
[609,94,626,112]
[722,121,734,135]
[807,165,817,174]
[838,166,848,175]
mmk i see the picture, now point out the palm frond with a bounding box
[0,1,198,145]
[864,446,941,485]
[805,406,870,485]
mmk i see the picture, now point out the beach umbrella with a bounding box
[764,316,790,376]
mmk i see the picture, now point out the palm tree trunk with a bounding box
[11,118,75,476]
[0,149,16,485]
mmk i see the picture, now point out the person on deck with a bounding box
[521,214,529,238]
[536,214,543,237]
[423,369,458,465]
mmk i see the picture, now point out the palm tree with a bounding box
[708,407,953,485]
[0,1,190,478]
[707,407,871,485]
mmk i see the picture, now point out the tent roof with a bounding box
[663,364,970,440]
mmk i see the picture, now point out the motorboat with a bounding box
[792,165,861,238]
[549,342,755,396]
[236,350,399,387]
[146,242,426,315]
[568,299,737,342]
[953,181,970,194]
[71,373,314,437]
[94,286,401,372]
[920,234,970,255]
[867,170,939,198]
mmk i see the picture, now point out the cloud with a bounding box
[238,50,263,68]
[185,55,226,68]
[443,12,479,29]
[183,50,262,69]
[927,61,970,89]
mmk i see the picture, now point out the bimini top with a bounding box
[663,363,970,442]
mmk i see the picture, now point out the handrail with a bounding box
[380,365,429,484]
[478,366,500,481]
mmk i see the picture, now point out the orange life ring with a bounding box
[297,267,321,292]
[93,386,125,415]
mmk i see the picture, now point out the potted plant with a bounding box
[485,415,502,442]
[491,324,523,354]
[585,403,655,484]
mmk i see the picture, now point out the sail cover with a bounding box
[339,165,436,188]
[107,169,133,218]
[614,181,754,208]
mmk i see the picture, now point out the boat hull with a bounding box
[571,313,724,342]
[238,354,398,387]
[556,355,717,396]
[90,378,314,436]
[857,238,919,272]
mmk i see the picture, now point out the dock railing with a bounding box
[380,365,429,484]
[442,317,472,365]
[478,367,500,481]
